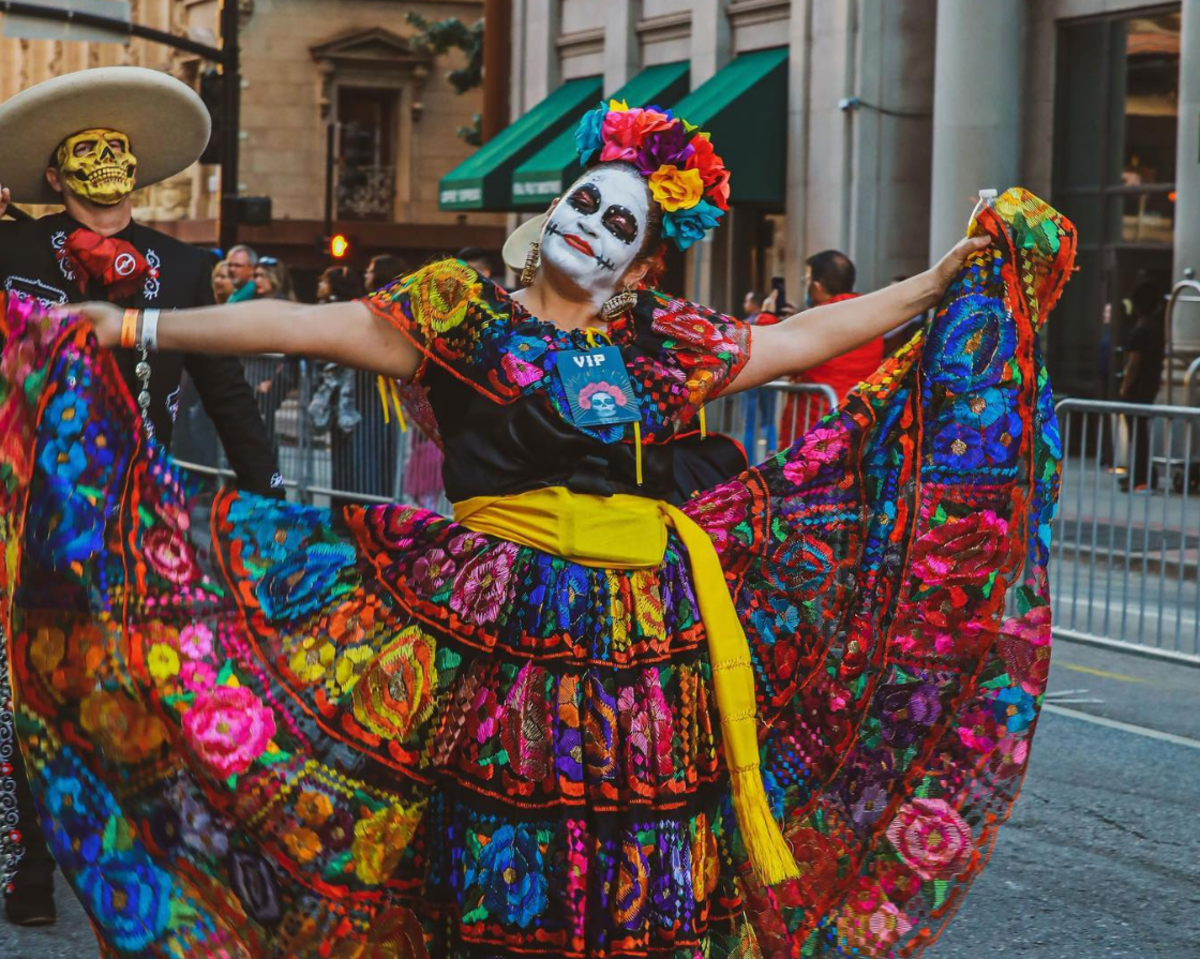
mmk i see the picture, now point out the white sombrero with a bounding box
[502,213,548,273]
[0,66,211,204]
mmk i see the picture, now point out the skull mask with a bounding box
[591,391,616,419]
[56,128,138,206]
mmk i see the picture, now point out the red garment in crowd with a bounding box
[779,292,884,446]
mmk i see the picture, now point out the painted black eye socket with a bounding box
[602,205,639,245]
[567,183,601,214]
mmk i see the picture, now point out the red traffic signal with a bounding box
[321,234,351,259]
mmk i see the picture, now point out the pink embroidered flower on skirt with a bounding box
[178,623,214,661]
[911,510,1009,588]
[143,506,198,585]
[886,798,972,880]
[997,605,1052,694]
[783,426,850,485]
[412,547,456,593]
[183,685,277,780]
[450,542,517,625]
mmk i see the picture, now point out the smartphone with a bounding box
[770,275,787,313]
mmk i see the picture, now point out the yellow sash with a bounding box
[453,487,799,885]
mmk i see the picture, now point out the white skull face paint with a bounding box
[541,165,650,304]
[591,391,617,419]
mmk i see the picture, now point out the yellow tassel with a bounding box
[376,375,390,425]
[388,378,408,432]
[730,766,800,886]
[633,420,643,486]
[699,404,707,439]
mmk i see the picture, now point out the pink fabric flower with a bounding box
[886,798,972,880]
[178,624,214,661]
[450,543,516,625]
[783,426,849,484]
[956,706,1001,753]
[866,901,913,949]
[412,548,456,593]
[143,507,197,585]
[180,660,216,694]
[911,510,1009,588]
[183,685,277,780]
[599,108,672,163]
[998,605,1052,694]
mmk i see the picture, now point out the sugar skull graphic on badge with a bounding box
[555,345,640,428]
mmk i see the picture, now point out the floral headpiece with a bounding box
[574,100,730,251]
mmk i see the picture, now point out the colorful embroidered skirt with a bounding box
[0,190,1075,958]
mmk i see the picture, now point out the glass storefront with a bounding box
[1052,6,1181,398]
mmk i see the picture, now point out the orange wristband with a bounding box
[120,309,140,349]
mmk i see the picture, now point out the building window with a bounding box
[1052,7,1181,398]
[337,87,398,221]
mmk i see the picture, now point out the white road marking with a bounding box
[1042,704,1200,751]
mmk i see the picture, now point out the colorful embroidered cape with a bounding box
[0,189,1074,958]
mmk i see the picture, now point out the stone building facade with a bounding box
[495,0,1198,399]
[0,0,506,279]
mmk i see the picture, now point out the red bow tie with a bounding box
[61,228,149,301]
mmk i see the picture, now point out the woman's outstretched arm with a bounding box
[730,235,990,393]
[68,298,422,381]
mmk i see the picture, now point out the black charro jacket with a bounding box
[0,211,281,495]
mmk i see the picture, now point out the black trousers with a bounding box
[1124,411,1154,488]
[9,748,55,891]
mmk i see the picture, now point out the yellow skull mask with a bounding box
[55,128,138,206]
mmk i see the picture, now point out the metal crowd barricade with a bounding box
[1053,398,1200,665]
[705,380,840,460]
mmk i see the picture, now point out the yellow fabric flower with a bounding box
[334,645,374,694]
[289,636,334,684]
[648,165,704,213]
[284,827,322,864]
[608,98,630,112]
[147,643,181,682]
[352,801,425,885]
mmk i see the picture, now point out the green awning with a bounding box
[439,75,603,211]
[672,48,789,205]
[510,61,692,208]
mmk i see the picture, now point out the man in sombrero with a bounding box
[0,65,281,927]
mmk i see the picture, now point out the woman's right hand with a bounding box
[59,301,125,348]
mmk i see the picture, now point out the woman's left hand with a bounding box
[56,301,124,348]
[923,235,992,309]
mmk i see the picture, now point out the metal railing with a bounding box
[174,368,840,509]
[1052,398,1200,665]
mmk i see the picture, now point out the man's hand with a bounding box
[57,301,124,348]
[0,182,10,219]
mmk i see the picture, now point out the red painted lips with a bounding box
[563,234,595,257]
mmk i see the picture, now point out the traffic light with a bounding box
[330,234,350,259]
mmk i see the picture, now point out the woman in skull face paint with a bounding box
[1,101,1076,958]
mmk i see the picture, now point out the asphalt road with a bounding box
[2,639,1197,959]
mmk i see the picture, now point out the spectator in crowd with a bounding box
[1119,280,1167,491]
[211,258,234,304]
[456,245,498,279]
[308,265,394,514]
[743,289,763,321]
[364,253,407,293]
[226,243,259,302]
[779,250,883,446]
[247,256,297,452]
[254,255,295,301]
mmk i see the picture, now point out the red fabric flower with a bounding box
[63,228,148,301]
[910,511,1009,588]
[599,108,673,163]
[685,134,731,210]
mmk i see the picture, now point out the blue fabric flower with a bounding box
[256,542,357,620]
[78,858,174,952]
[468,824,548,928]
[661,200,725,251]
[575,102,607,164]
[993,686,1037,732]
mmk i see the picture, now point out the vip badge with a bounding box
[555,346,640,427]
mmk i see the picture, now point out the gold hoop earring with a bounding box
[520,241,540,287]
[600,287,638,321]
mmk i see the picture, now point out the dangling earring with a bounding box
[600,286,638,321]
[520,241,540,286]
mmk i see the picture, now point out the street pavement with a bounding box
[2,638,1196,958]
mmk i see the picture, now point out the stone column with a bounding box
[603,0,639,92]
[928,0,1023,262]
[1172,0,1200,346]
[687,0,731,308]
[523,0,561,108]
[783,0,812,297]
